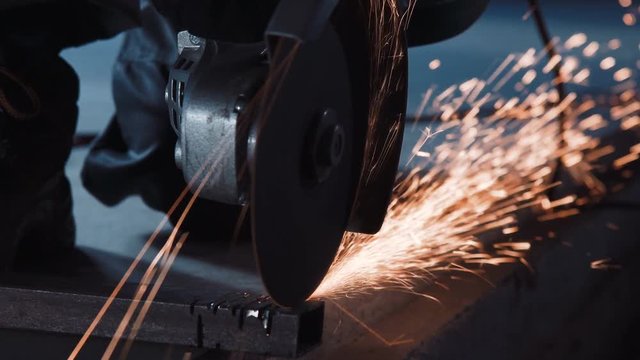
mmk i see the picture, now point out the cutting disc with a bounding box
[250,22,357,307]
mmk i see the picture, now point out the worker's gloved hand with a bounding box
[81,1,244,242]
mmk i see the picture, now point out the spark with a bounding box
[541,195,577,210]
[494,242,531,251]
[537,209,581,222]
[612,101,640,119]
[623,13,637,26]
[572,68,590,84]
[613,67,633,82]
[501,227,519,235]
[579,114,605,131]
[565,33,587,49]
[583,41,599,57]
[619,0,632,7]
[613,152,639,169]
[591,258,622,270]
[606,222,620,231]
[600,57,616,70]
[560,56,579,77]
[331,301,414,346]
[542,54,562,74]
[488,54,516,83]
[608,39,622,50]
[522,69,537,85]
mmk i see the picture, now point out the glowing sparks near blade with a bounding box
[313,113,561,299]
[313,32,640,300]
[358,0,415,185]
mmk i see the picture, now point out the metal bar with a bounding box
[193,292,324,358]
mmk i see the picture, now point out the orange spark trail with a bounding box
[331,300,414,346]
[101,143,227,360]
[68,154,212,360]
[119,232,190,359]
[100,237,172,360]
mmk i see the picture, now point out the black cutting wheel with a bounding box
[250,21,356,308]
[250,1,408,307]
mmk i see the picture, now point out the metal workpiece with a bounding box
[168,32,267,204]
[193,293,325,358]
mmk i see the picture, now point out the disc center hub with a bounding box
[308,108,345,184]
